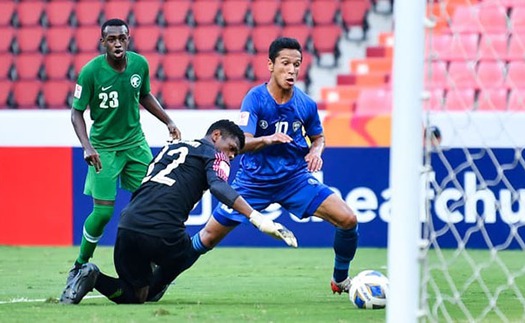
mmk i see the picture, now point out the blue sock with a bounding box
[191,233,211,255]
[333,226,358,282]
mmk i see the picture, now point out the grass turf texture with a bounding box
[0,246,524,322]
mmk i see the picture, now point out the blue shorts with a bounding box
[213,172,334,226]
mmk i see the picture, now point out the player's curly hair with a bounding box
[101,18,129,37]
[269,37,302,62]
[206,119,245,150]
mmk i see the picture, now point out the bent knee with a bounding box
[338,212,358,230]
[135,286,149,304]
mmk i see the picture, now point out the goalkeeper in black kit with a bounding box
[60,119,297,305]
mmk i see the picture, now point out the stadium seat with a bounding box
[44,0,74,27]
[13,80,43,109]
[350,57,392,75]
[221,80,253,109]
[450,5,482,33]
[103,0,133,22]
[43,53,74,81]
[0,80,12,108]
[479,4,509,34]
[222,52,251,80]
[428,33,478,61]
[508,90,525,111]
[191,0,221,25]
[477,88,508,111]
[43,80,72,109]
[160,80,190,109]
[191,25,221,52]
[0,2,15,27]
[510,7,525,33]
[355,88,392,116]
[422,89,445,111]
[444,88,475,111]
[73,51,99,76]
[252,53,271,81]
[14,27,45,53]
[149,79,161,97]
[477,61,505,89]
[321,85,360,103]
[14,53,44,81]
[160,0,191,26]
[221,25,251,53]
[423,61,448,89]
[160,52,191,80]
[132,0,162,26]
[282,25,311,50]
[44,27,74,53]
[141,52,161,79]
[0,55,13,81]
[310,0,339,25]
[251,25,282,53]
[478,33,508,61]
[220,0,250,25]
[73,26,102,53]
[191,53,222,80]
[506,33,525,61]
[162,25,191,52]
[446,61,478,89]
[505,61,525,89]
[280,0,310,26]
[311,25,341,55]
[298,52,313,81]
[73,1,103,26]
[250,0,280,25]
[340,0,370,30]
[192,80,221,109]
[13,1,45,27]
[132,26,161,53]
[0,27,15,53]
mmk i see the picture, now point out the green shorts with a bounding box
[84,140,153,201]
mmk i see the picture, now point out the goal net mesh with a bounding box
[420,0,525,322]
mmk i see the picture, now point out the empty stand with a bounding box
[355,88,392,116]
[350,57,392,75]
[44,0,74,27]
[0,81,11,108]
[252,53,270,81]
[510,7,525,33]
[142,52,161,79]
[43,80,71,108]
[149,79,161,97]
[340,0,370,31]
[132,26,161,53]
[428,33,478,61]
[73,1,103,26]
[160,81,190,109]
[446,61,478,89]
[191,53,222,80]
[505,61,525,89]
[43,53,74,80]
[423,89,445,111]
[0,56,13,81]
[14,53,43,81]
[73,26,101,53]
[162,25,191,52]
[221,80,253,109]
[280,0,310,26]
[44,27,74,53]
[508,90,525,111]
[220,0,250,25]
[191,0,221,25]
[478,3,508,34]
[222,53,251,80]
[13,1,45,27]
[477,61,505,89]
[0,27,15,53]
[103,0,133,22]
[310,0,339,25]
[192,80,221,109]
[478,33,508,61]
[250,0,280,25]
[13,80,43,109]
[160,53,191,80]
[311,25,341,59]
[73,51,99,76]
[298,52,313,81]
[160,0,191,26]
[477,88,508,111]
[221,25,251,52]
[0,2,15,27]
[424,61,448,89]
[282,25,311,49]
[444,88,475,111]
[450,5,482,33]
[506,33,525,61]
[132,0,162,26]
[14,27,45,53]
[251,25,282,53]
[191,25,221,52]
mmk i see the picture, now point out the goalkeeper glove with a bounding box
[249,211,298,248]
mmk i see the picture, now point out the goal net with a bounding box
[420,0,525,321]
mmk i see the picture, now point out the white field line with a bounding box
[0,294,105,304]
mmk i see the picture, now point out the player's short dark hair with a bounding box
[206,119,245,150]
[101,19,129,38]
[269,37,302,62]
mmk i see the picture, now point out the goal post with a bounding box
[386,0,427,322]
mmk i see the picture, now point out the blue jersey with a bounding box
[236,84,323,184]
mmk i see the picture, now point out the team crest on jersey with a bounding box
[293,121,302,132]
[213,152,231,181]
[130,74,141,88]
[259,120,268,129]
[74,84,82,99]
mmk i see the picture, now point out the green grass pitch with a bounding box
[0,246,524,322]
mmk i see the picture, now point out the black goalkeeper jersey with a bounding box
[119,139,240,239]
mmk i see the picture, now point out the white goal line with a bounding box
[0,294,105,304]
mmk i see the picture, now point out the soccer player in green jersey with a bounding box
[60,18,181,304]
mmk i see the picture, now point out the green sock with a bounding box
[76,204,114,264]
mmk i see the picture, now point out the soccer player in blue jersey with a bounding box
[190,37,359,295]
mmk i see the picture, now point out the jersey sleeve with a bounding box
[304,100,323,137]
[205,151,240,208]
[72,65,94,111]
[237,89,259,134]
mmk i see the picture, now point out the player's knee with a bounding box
[134,286,149,304]
[338,212,358,230]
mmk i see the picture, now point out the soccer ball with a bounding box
[349,270,389,309]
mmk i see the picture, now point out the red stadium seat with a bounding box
[0,27,15,53]
[428,33,478,61]
[161,0,191,26]
[251,25,282,53]
[103,0,133,22]
[477,61,505,89]
[250,0,280,25]
[505,61,525,89]
[142,52,161,79]
[506,33,525,61]
[191,25,221,52]
[423,61,448,89]
[191,0,221,25]
[132,26,161,53]
[44,27,74,53]
[479,4,509,33]
[14,1,45,27]
[508,90,525,111]
[222,52,251,80]
[15,27,45,53]
[477,88,508,111]
[132,0,162,26]
[282,25,311,49]
[444,88,475,111]
[310,0,339,25]
[192,80,221,109]
[450,5,482,33]
[0,55,13,81]
[220,0,250,25]
[73,51,99,76]
[45,0,74,27]
[280,0,310,26]
[355,88,392,116]
[478,33,508,61]
[43,80,72,109]
[446,61,478,89]
[162,25,191,52]
[340,0,371,29]
[252,53,270,81]
[74,1,103,26]
[510,7,525,33]
[221,25,251,53]
[13,80,43,109]
[423,89,445,111]
[311,25,341,54]
[74,26,101,53]
[160,80,190,109]
[221,80,252,109]
[43,53,74,80]
[149,79,161,97]
[191,53,222,80]
[0,80,12,108]
[161,53,191,80]
[14,53,44,80]
[0,2,15,27]
[298,52,312,81]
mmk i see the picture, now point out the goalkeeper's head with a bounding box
[205,119,246,160]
